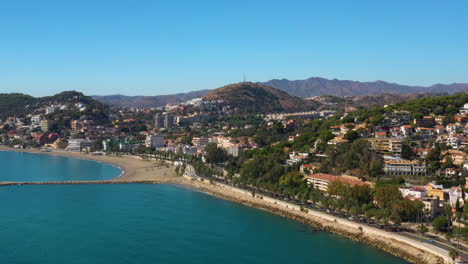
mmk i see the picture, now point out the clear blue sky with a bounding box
[0,0,467,97]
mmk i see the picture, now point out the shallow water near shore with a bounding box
[0,183,407,264]
[0,151,122,181]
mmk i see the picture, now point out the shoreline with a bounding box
[0,146,450,264]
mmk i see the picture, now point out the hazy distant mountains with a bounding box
[93,89,211,108]
[92,77,468,108]
[262,77,468,97]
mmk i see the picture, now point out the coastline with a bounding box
[0,146,449,264]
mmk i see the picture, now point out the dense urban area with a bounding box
[2,84,468,261]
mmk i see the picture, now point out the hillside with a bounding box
[202,82,316,113]
[348,92,444,108]
[0,91,110,121]
[93,89,212,108]
[0,93,37,118]
[262,77,468,97]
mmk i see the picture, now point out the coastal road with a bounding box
[400,231,468,260]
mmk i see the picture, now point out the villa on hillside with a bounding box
[305,173,368,192]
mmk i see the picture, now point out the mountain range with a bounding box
[92,77,468,108]
[262,77,468,97]
[93,89,211,108]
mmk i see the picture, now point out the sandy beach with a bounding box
[0,146,450,264]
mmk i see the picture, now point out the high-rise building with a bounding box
[164,114,174,128]
[154,114,164,129]
[154,114,175,129]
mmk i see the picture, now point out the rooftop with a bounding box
[306,173,369,187]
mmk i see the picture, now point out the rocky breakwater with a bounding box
[184,179,448,264]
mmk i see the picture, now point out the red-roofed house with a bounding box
[400,125,413,137]
[455,115,468,124]
[33,134,47,145]
[305,173,368,192]
[375,131,387,138]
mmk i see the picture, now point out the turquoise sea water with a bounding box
[0,151,122,181]
[0,152,407,263]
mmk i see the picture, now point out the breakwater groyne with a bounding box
[0,179,175,186]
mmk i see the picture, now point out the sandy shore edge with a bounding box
[0,146,450,264]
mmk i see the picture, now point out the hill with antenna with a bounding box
[202,82,317,113]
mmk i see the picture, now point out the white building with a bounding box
[145,134,165,148]
[399,186,427,198]
[66,139,88,152]
[421,197,440,218]
[446,123,460,134]
[447,134,463,149]
[448,186,464,207]
[460,103,468,115]
[228,146,243,157]
[384,158,427,176]
[400,125,413,137]
[30,115,42,126]
[45,105,59,115]
[183,146,198,155]
[192,137,210,147]
[287,152,309,165]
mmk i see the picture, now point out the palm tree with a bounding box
[419,224,428,235]
[423,208,431,225]
[445,232,452,243]
[449,248,458,262]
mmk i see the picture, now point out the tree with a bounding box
[374,185,402,209]
[368,160,383,178]
[401,144,415,160]
[445,232,453,242]
[180,135,193,145]
[432,217,449,233]
[309,187,321,205]
[394,199,424,222]
[419,224,428,235]
[449,248,459,261]
[279,171,306,194]
[349,206,361,218]
[204,143,228,164]
[344,130,359,142]
[376,208,391,228]
[390,212,402,227]
[327,181,347,197]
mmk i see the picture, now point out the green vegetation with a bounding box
[0,93,36,118]
[204,143,228,164]
[319,139,382,179]
[432,217,449,233]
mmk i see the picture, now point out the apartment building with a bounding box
[384,159,427,176]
